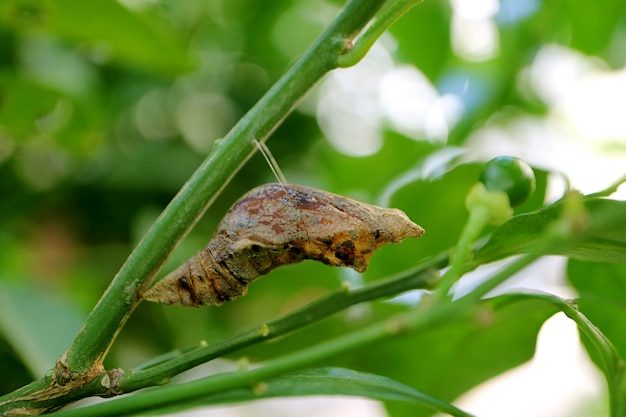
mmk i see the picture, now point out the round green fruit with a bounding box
[479,156,536,207]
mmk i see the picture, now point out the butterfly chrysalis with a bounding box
[142,183,424,307]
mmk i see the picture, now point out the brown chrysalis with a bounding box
[142,183,424,307]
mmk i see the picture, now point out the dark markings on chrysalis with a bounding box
[142,183,425,307]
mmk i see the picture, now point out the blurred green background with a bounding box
[1,0,626,415]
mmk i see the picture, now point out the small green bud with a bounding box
[466,182,513,225]
[479,156,536,207]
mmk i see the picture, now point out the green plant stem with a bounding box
[50,291,463,417]
[51,325,398,417]
[437,206,490,298]
[460,200,585,304]
[463,250,545,303]
[118,253,445,392]
[338,0,424,67]
[59,0,388,377]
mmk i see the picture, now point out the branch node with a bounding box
[342,38,353,53]
[101,369,125,397]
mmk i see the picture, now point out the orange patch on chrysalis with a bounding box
[142,183,424,307]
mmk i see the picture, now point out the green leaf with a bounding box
[473,198,626,267]
[534,0,626,62]
[567,259,626,371]
[239,293,558,417]
[158,368,473,417]
[353,294,558,417]
[380,163,547,277]
[370,163,482,279]
[517,288,626,417]
[317,133,439,197]
[0,77,61,138]
[0,0,192,75]
[0,283,85,377]
[389,0,450,80]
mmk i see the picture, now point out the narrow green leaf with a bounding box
[567,260,626,359]
[567,260,626,416]
[151,368,473,417]
[0,284,85,377]
[473,198,626,266]
[510,290,626,417]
